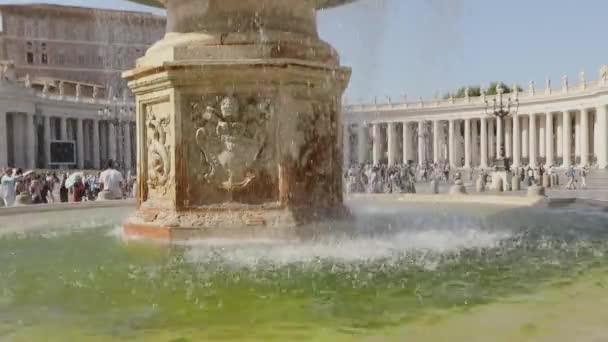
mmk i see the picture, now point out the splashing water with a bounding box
[1,202,608,340]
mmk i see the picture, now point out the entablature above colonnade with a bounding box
[0,79,137,122]
[345,66,608,125]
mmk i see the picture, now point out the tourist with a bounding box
[14,169,25,196]
[71,176,86,202]
[566,166,577,190]
[0,168,20,207]
[580,165,588,189]
[99,160,125,200]
[45,172,58,203]
[40,177,52,204]
[30,175,43,204]
[526,166,534,186]
[59,175,69,203]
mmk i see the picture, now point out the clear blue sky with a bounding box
[3,0,608,103]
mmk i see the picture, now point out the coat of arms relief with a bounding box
[191,95,272,192]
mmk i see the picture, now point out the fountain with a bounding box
[2,2,608,340]
[123,0,354,240]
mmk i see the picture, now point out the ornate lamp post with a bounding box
[98,105,133,172]
[485,85,519,171]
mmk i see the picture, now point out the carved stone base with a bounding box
[123,205,350,241]
[122,0,351,241]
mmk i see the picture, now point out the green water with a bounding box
[0,204,607,341]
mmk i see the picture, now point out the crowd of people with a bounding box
[0,160,136,207]
[345,160,591,194]
[511,164,588,190]
[345,163,419,194]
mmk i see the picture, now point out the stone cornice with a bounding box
[346,71,608,123]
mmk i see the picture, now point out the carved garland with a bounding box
[146,106,171,196]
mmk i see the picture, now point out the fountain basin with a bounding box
[2,200,608,340]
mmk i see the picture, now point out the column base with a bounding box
[123,205,352,241]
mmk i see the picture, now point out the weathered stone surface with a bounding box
[476,176,485,193]
[15,192,32,206]
[430,180,439,194]
[128,0,356,10]
[542,174,551,188]
[512,176,521,191]
[124,0,351,237]
[450,177,467,195]
[527,185,546,197]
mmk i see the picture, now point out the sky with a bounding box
[3,0,608,103]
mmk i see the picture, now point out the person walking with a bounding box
[1,168,21,207]
[99,160,125,200]
[59,175,69,203]
[566,166,577,190]
[580,165,588,189]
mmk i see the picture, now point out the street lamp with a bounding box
[98,105,134,171]
[485,85,519,171]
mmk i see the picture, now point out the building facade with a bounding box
[0,3,165,98]
[344,67,608,170]
[0,66,136,172]
[0,4,166,172]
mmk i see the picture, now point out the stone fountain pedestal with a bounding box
[123,0,352,240]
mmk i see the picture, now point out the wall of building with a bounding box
[0,4,165,97]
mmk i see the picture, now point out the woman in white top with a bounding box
[0,169,22,207]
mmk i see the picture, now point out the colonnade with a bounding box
[346,105,608,169]
[0,111,135,171]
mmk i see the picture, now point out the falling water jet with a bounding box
[123,0,355,241]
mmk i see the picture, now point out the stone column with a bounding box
[505,117,512,158]
[480,117,488,168]
[580,108,590,166]
[471,119,479,167]
[43,116,52,168]
[432,120,440,163]
[496,116,503,157]
[575,111,581,161]
[556,114,563,158]
[545,112,554,167]
[0,112,7,167]
[595,105,607,168]
[26,113,36,169]
[464,118,471,168]
[562,110,572,167]
[60,117,68,140]
[402,122,412,164]
[372,123,382,165]
[124,122,133,172]
[92,119,101,169]
[538,115,545,159]
[108,121,117,162]
[357,124,368,164]
[448,119,456,168]
[343,124,350,167]
[76,118,84,169]
[529,113,537,167]
[512,114,521,167]
[522,115,529,160]
[488,118,495,159]
[418,120,425,166]
[580,108,589,166]
[387,122,397,166]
